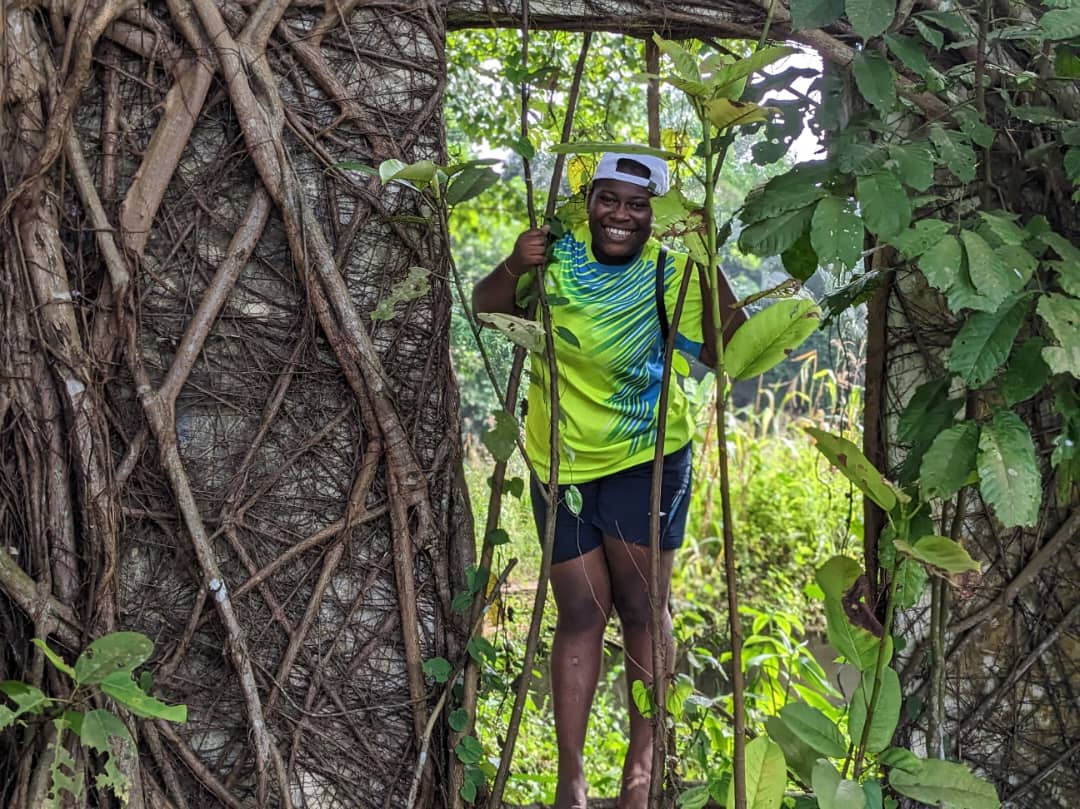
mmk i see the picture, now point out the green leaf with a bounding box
[78,709,133,804]
[913,18,945,49]
[0,681,49,729]
[480,410,519,462]
[47,715,84,807]
[805,428,896,510]
[815,555,864,601]
[32,639,76,680]
[476,312,545,353]
[631,678,654,718]
[918,234,962,292]
[765,715,818,784]
[852,51,896,111]
[813,759,867,809]
[879,746,925,774]
[99,672,186,722]
[423,657,452,683]
[74,632,153,686]
[1037,294,1080,370]
[977,410,1041,528]
[918,10,974,36]
[1043,344,1080,377]
[930,125,977,183]
[451,592,473,612]
[893,557,930,609]
[738,205,817,257]
[724,299,822,380]
[849,666,901,753]
[890,758,1001,808]
[1040,7,1080,40]
[506,477,525,498]
[741,164,832,222]
[703,99,775,131]
[885,34,931,77]
[811,196,864,270]
[454,735,484,765]
[791,0,845,29]
[729,736,787,809]
[379,158,437,187]
[825,597,890,671]
[856,172,911,239]
[446,166,500,206]
[977,212,1026,246]
[961,231,1018,310]
[779,702,847,758]
[946,299,1027,387]
[890,220,950,261]
[1001,339,1051,405]
[782,230,820,281]
[898,378,955,445]
[920,422,980,500]
[708,45,798,100]
[486,528,510,547]
[679,784,711,809]
[863,780,884,809]
[549,141,679,159]
[888,143,936,192]
[565,484,583,516]
[846,0,896,39]
[555,325,581,348]
[895,535,981,573]
[371,266,430,321]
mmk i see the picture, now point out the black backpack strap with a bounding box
[656,246,669,343]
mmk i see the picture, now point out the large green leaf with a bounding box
[890,758,1000,808]
[856,172,911,239]
[851,51,896,111]
[977,410,1041,528]
[708,45,798,99]
[738,205,817,256]
[446,165,500,205]
[74,632,153,686]
[811,196,864,270]
[895,535,981,574]
[549,141,680,159]
[888,143,936,192]
[765,715,818,785]
[920,422,979,499]
[782,231,820,281]
[848,666,901,753]
[477,312,545,353]
[918,234,962,292]
[885,34,931,77]
[815,555,863,601]
[76,709,133,804]
[814,759,867,809]
[805,428,896,511]
[741,163,834,221]
[961,231,1015,310]
[728,736,787,809]
[1001,338,1051,405]
[930,125,977,183]
[1040,7,1080,40]
[825,597,891,671]
[791,0,845,29]
[846,0,896,39]
[703,98,774,130]
[946,299,1027,387]
[978,212,1026,246]
[724,299,822,380]
[0,681,49,730]
[480,410,519,462]
[893,557,930,609]
[1037,294,1080,378]
[778,703,848,758]
[100,672,187,722]
[32,638,76,680]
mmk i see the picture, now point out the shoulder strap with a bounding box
[656,246,669,343]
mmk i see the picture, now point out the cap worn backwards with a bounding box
[592,152,670,197]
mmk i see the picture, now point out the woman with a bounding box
[472,153,744,809]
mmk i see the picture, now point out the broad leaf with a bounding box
[1040,7,1080,41]
[765,715,818,784]
[978,212,1026,246]
[879,746,925,774]
[946,299,1027,387]
[454,735,484,765]
[423,657,451,683]
[814,759,867,809]
[782,231,820,281]
[852,51,896,111]
[371,266,430,321]
[74,632,153,686]
[890,758,1001,808]
[930,125,978,183]
[846,0,896,39]
[728,736,787,809]
[724,299,822,380]
[806,428,896,510]
[895,535,981,574]
[893,557,930,609]
[379,158,437,187]
[791,0,845,29]
[100,672,187,722]
[1001,338,1051,405]
[480,410,519,462]
[703,99,774,131]
[856,172,911,239]
[708,45,798,100]
[738,205,817,256]
[446,165,500,205]
[32,639,76,680]
[825,597,891,671]
[888,143,936,192]
[742,164,833,221]
[914,18,945,49]
[811,196,864,270]
[779,702,848,758]
[550,141,679,159]
[885,34,931,77]
[815,555,863,601]
[977,410,1041,528]
[1037,294,1080,375]
[848,666,901,753]
[0,681,49,730]
[77,709,133,804]
[920,422,979,499]
[918,234,962,293]
[961,231,1015,310]
[477,312,545,352]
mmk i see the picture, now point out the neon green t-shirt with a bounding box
[523,222,705,484]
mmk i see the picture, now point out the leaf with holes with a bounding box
[946,299,1027,386]
[857,171,911,238]
[811,196,864,270]
[806,428,896,510]
[920,422,979,500]
[852,51,896,111]
[76,709,133,804]
[977,410,1041,528]
[371,266,431,321]
[724,299,822,380]
[477,312,545,353]
[74,633,153,686]
[0,681,49,730]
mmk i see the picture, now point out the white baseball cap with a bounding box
[593,152,670,196]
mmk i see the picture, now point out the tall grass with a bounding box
[467,352,864,805]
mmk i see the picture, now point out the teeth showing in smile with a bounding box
[605,227,633,241]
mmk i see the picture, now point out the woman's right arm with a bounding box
[471,226,550,316]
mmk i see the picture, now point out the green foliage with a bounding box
[2,633,185,807]
[724,299,823,379]
[889,759,1002,808]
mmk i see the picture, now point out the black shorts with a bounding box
[530,443,694,565]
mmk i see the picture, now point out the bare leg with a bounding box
[550,547,613,809]
[604,536,676,809]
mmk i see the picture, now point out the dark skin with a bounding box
[472,178,746,809]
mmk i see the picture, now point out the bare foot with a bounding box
[553,776,588,809]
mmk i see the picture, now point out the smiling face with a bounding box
[587,179,654,264]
